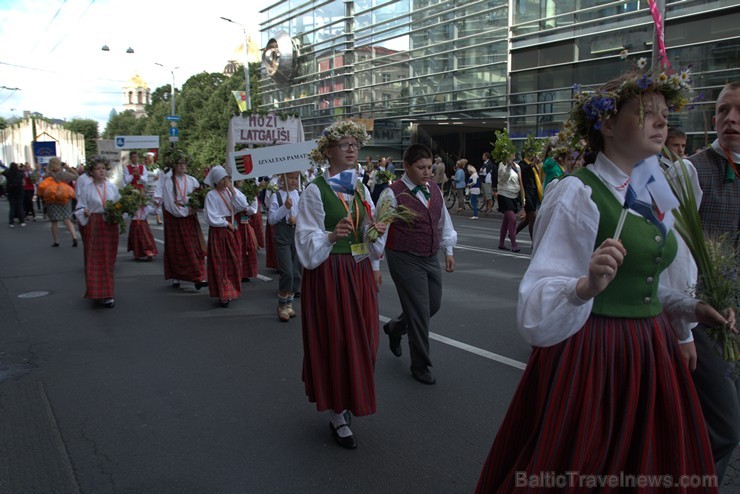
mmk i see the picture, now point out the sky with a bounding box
[0,0,271,131]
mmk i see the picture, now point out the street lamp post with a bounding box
[220,16,252,112]
[155,63,178,116]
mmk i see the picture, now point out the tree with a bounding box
[63,118,99,159]
[0,116,7,131]
[102,111,148,139]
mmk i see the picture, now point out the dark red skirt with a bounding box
[476,314,718,493]
[207,226,242,300]
[82,214,119,299]
[163,211,205,282]
[127,219,157,258]
[301,254,379,416]
[237,213,258,279]
[250,207,265,248]
[265,222,277,270]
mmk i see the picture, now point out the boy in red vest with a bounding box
[376,143,457,385]
[123,151,147,190]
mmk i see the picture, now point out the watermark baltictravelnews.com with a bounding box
[515,471,718,489]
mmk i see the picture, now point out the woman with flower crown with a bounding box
[295,120,387,450]
[74,156,121,308]
[476,67,732,492]
[153,149,208,291]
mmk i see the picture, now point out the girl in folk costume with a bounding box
[127,202,158,261]
[296,120,387,450]
[153,150,207,290]
[73,156,120,308]
[203,166,248,308]
[476,68,734,492]
[235,192,260,282]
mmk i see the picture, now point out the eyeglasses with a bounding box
[336,142,360,151]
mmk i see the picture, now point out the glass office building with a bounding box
[258,0,740,159]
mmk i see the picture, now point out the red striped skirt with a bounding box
[163,211,205,282]
[127,219,158,258]
[265,222,277,270]
[82,213,119,299]
[237,213,258,279]
[476,314,718,493]
[207,226,242,300]
[301,254,379,416]
[250,207,265,248]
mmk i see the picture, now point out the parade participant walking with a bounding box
[466,164,480,219]
[42,158,79,247]
[154,150,207,290]
[3,162,25,227]
[203,166,248,308]
[688,81,740,484]
[496,153,524,252]
[515,152,542,241]
[235,191,260,282]
[296,120,386,450]
[126,202,157,261]
[268,171,302,322]
[22,164,36,221]
[476,68,729,493]
[376,143,457,385]
[122,151,147,191]
[74,156,120,308]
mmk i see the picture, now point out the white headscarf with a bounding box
[204,165,228,187]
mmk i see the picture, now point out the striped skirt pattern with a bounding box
[476,313,718,493]
[237,214,258,279]
[127,219,158,258]
[163,211,205,282]
[301,254,379,416]
[82,214,119,299]
[207,227,242,301]
[250,208,265,248]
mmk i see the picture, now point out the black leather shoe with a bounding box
[194,280,208,290]
[383,322,402,357]
[329,423,357,449]
[411,366,436,385]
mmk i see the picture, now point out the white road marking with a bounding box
[379,315,527,371]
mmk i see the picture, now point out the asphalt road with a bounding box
[1,201,737,493]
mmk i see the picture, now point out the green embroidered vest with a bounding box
[313,175,366,254]
[573,168,677,318]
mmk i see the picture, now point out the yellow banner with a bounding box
[232,91,247,112]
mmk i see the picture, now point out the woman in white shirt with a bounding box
[153,152,207,290]
[203,166,248,308]
[476,69,732,493]
[496,156,525,251]
[296,120,386,450]
[74,156,121,308]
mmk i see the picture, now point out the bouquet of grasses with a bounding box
[665,150,739,370]
[119,185,149,213]
[187,186,210,210]
[375,169,396,185]
[104,200,128,233]
[238,179,260,203]
[367,195,416,242]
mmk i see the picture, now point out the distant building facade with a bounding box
[256,0,740,158]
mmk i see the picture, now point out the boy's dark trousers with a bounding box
[384,249,442,370]
[275,221,301,293]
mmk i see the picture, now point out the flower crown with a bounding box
[308,120,369,165]
[569,60,693,140]
[85,155,111,173]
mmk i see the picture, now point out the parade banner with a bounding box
[32,141,56,165]
[229,140,317,180]
[227,115,304,147]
